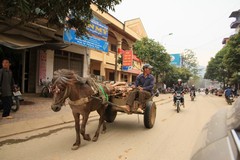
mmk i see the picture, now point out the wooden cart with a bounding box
[104,89,159,129]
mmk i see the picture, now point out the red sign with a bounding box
[122,50,133,66]
[118,48,124,54]
[39,50,47,84]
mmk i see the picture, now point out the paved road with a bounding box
[0,93,171,138]
[0,92,233,160]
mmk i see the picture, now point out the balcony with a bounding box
[229,10,240,18]
[230,20,240,29]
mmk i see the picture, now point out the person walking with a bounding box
[0,58,16,119]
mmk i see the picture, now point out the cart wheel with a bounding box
[144,101,156,129]
[11,97,20,112]
[105,105,117,123]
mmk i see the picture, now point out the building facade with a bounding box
[0,4,147,94]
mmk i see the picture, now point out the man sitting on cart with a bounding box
[121,63,155,113]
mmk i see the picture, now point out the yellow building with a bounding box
[0,4,147,93]
[88,4,147,83]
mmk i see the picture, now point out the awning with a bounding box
[0,18,68,50]
[0,34,43,49]
[0,34,69,50]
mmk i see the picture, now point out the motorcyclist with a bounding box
[173,79,185,107]
[224,86,233,100]
[205,88,209,94]
[190,85,196,97]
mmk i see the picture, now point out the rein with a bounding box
[53,85,70,106]
[98,85,109,102]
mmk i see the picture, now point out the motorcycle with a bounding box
[226,95,234,105]
[174,91,184,113]
[190,90,195,101]
[205,90,209,95]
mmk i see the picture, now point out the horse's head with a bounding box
[51,69,89,112]
[51,80,70,112]
[51,69,75,112]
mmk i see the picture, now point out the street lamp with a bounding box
[160,33,173,45]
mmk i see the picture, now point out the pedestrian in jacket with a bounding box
[0,58,16,119]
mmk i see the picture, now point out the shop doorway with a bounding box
[0,46,22,86]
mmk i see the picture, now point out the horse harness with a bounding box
[68,78,109,106]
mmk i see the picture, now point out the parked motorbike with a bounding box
[190,90,195,101]
[174,91,184,113]
[226,95,234,105]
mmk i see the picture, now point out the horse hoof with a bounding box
[71,145,79,150]
[101,130,106,134]
[92,136,98,142]
[84,134,91,141]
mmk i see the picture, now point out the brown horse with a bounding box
[51,69,109,150]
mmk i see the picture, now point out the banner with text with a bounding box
[122,50,133,66]
[63,16,109,52]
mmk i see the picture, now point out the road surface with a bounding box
[0,92,232,160]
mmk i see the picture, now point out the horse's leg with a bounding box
[102,120,106,134]
[92,106,106,142]
[101,105,107,134]
[72,113,81,150]
[80,112,91,141]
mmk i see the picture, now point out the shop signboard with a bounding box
[87,17,108,40]
[122,50,133,66]
[63,16,109,52]
[122,66,133,71]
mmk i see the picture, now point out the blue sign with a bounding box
[170,53,181,67]
[63,29,109,52]
[122,66,133,71]
[87,17,108,40]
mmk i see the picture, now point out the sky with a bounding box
[109,0,240,67]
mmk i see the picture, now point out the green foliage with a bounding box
[182,49,199,76]
[163,65,192,87]
[224,32,240,72]
[0,0,122,36]
[205,31,240,86]
[133,37,171,77]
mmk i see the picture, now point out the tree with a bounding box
[133,37,171,82]
[0,0,122,36]
[224,32,240,73]
[204,46,230,88]
[182,49,199,76]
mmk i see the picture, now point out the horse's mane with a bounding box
[52,69,111,103]
[52,69,87,85]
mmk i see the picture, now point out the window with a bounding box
[110,44,117,52]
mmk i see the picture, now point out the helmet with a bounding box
[142,64,153,70]
[178,79,182,82]
[192,85,194,87]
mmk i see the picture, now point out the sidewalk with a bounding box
[0,93,172,138]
